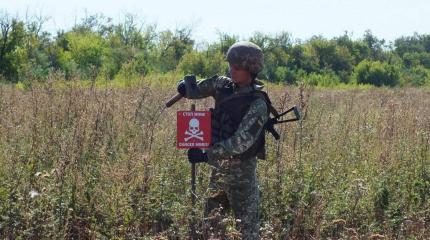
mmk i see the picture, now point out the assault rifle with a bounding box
[266,105,301,140]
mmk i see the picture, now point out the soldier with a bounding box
[177,41,269,240]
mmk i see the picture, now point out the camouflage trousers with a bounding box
[204,157,260,240]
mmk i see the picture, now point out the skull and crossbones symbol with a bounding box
[185,118,204,141]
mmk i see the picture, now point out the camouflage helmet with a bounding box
[226,41,264,74]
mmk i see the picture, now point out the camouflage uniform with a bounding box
[188,75,268,240]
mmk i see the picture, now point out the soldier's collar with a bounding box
[234,84,254,94]
[233,79,264,93]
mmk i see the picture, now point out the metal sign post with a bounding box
[190,103,197,240]
[166,75,212,239]
[176,105,211,240]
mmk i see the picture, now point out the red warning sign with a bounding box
[177,111,211,149]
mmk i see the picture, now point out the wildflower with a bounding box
[29,190,39,198]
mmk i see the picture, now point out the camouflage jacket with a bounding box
[187,75,269,164]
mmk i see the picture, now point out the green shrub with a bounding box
[304,70,341,87]
[353,60,400,86]
[401,65,430,87]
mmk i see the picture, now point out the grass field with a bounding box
[0,79,429,239]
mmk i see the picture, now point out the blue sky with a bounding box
[1,0,429,43]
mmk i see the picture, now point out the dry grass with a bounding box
[0,80,429,239]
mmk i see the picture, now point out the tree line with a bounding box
[1,12,430,87]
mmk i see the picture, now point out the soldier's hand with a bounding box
[177,80,186,96]
[187,148,208,164]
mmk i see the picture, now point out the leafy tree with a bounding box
[395,33,430,57]
[308,37,354,79]
[363,30,386,61]
[64,31,108,78]
[288,44,319,75]
[402,52,430,68]
[215,31,239,55]
[335,32,371,64]
[177,51,227,77]
[0,15,28,82]
[251,32,292,82]
[156,27,194,72]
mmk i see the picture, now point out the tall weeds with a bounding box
[0,80,429,239]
